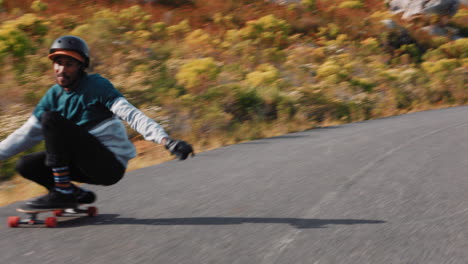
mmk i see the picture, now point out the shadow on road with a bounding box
[60,214,385,229]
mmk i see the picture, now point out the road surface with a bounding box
[0,106,467,263]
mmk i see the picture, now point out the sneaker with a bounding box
[26,190,77,209]
[75,189,96,204]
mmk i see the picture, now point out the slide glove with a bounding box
[165,138,195,160]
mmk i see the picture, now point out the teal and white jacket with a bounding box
[0,74,168,168]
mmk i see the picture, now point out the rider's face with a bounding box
[53,56,82,89]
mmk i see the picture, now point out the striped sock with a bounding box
[52,166,74,194]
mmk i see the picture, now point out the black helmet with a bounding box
[49,35,90,67]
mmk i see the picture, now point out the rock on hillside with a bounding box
[388,0,461,20]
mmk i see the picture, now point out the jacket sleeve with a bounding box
[110,97,169,144]
[0,115,43,160]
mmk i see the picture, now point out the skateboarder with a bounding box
[0,35,194,209]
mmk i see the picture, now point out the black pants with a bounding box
[16,111,125,190]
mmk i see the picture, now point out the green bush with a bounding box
[0,29,32,58]
[349,77,376,92]
[226,89,265,121]
[298,87,353,123]
[301,0,317,11]
[0,14,48,60]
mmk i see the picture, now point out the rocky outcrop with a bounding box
[386,0,463,39]
[387,0,460,20]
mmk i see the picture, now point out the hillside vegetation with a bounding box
[0,0,466,184]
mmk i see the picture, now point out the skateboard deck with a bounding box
[8,205,98,228]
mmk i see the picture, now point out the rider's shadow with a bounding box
[60,214,385,229]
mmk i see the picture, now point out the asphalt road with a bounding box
[0,106,467,264]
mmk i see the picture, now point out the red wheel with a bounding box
[53,209,64,217]
[8,216,20,228]
[87,206,98,217]
[45,217,57,228]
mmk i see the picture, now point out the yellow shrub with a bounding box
[380,69,400,81]
[316,55,356,83]
[119,5,148,27]
[369,10,393,20]
[238,15,290,47]
[70,24,92,37]
[453,8,468,19]
[301,0,317,10]
[2,13,47,34]
[361,37,379,52]
[0,14,47,59]
[312,47,327,61]
[338,0,364,9]
[421,59,460,74]
[349,77,376,92]
[399,68,421,83]
[317,61,341,78]
[317,23,340,39]
[213,13,235,28]
[167,20,191,37]
[422,49,446,61]
[176,57,220,90]
[89,6,150,37]
[335,34,348,45]
[438,39,468,58]
[222,29,240,47]
[133,64,150,73]
[213,13,223,24]
[152,22,167,39]
[88,9,120,37]
[285,45,317,68]
[462,58,468,67]
[181,29,218,56]
[185,29,212,47]
[128,30,152,43]
[31,0,48,12]
[245,64,280,87]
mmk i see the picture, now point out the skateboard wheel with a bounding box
[87,206,98,217]
[8,216,20,228]
[53,209,64,217]
[45,217,57,228]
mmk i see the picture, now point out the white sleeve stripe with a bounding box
[110,97,169,144]
[0,115,43,160]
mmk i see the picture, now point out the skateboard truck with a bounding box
[8,213,57,228]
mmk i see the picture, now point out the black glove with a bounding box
[165,138,195,160]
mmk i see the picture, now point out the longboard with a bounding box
[8,206,98,228]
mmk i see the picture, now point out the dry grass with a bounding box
[0,176,46,206]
